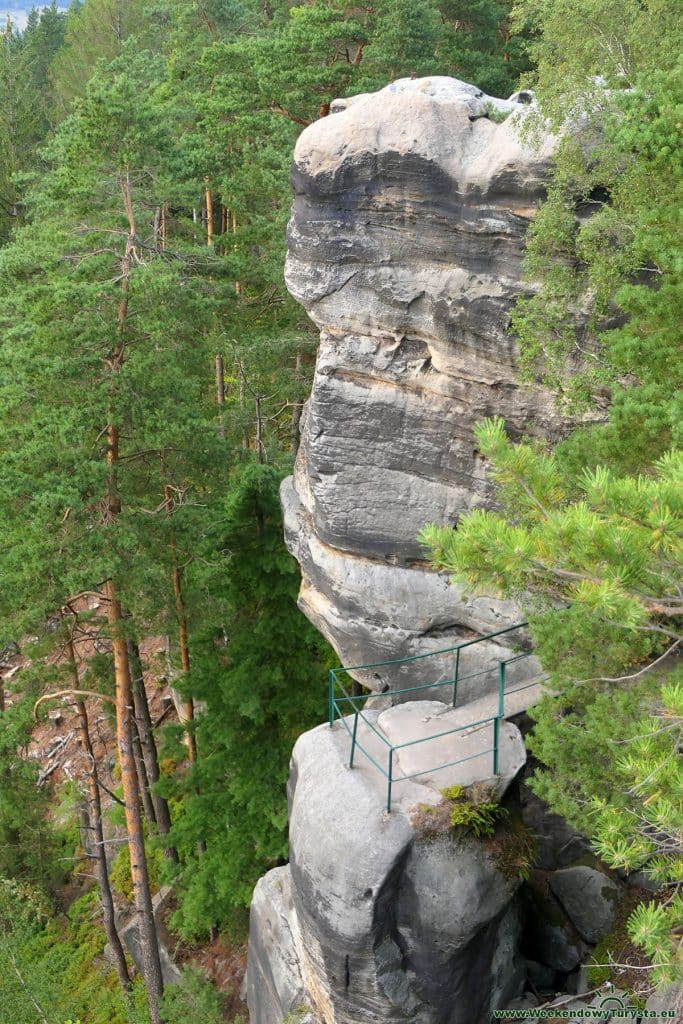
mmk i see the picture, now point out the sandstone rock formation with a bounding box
[247,77,613,1024]
[282,75,567,692]
[248,711,527,1024]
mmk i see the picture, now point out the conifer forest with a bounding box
[0,1,680,1022]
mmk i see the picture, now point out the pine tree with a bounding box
[162,463,331,937]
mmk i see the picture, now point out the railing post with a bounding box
[329,670,335,727]
[451,647,461,706]
[387,748,394,813]
[493,661,506,775]
[349,708,359,768]
[498,661,506,718]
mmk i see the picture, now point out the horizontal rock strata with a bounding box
[282,76,573,686]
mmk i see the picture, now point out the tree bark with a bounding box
[204,178,214,246]
[232,210,242,294]
[67,638,132,995]
[107,582,164,1022]
[215,353,225,439]
[132,709,157,829]
[128,637,179,864]
[163,484,197,763]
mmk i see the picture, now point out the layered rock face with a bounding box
[282,76,568,689]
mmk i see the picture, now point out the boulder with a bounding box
[110,886,182,987]
[525,958,557,990]
[626,867,663,892]
[376,700,527,797]
[247,713,527,1024]
[646,984,683,1021]
[519,781,593,870]
[549,865,621,944]
[522,874,589,972]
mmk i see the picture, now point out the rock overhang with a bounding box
[282,75,569,683]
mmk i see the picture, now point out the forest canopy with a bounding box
[0,0,680,1020]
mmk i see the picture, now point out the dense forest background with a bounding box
[0,0,680,1021]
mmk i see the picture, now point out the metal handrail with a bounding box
[328,622,534,812]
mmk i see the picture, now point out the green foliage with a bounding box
[158,966,228,1024]
[486,817,535,881]
[628,895,683,987]
[422,417,682,982]
[0,696,67,890]
[448,799,506,838]
[413,788,513,843]
[110,838,165,903]
[511,0,681,115]
[441,785,508,839]
[483,100,511,124]
[440,784,465,801]
[0,6,67,240]
[282,1009,311,1024]
[162,463,333,937]
[510,52,683,467]
[0,885,140,1024]
[421,419,682,674]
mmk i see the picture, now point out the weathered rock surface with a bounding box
[518,776,593,870]
[549,865,621,943]
[376,699,526,796]
[521,873,589,972]
[247,867,310,1023]
[282,75,583,684]
[247,709,527,1023]
[113,887,182,987]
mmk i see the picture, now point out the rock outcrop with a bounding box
[282,75,569,690]
[247,77,618,1024]
[248,710,527,1024]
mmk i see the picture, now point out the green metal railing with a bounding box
[328,623,537,812]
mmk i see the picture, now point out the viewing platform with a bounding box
[329,622,545,811]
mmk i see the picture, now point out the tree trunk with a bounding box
[232,210,242,294]
[107,582,165,1023]
[128,637,179,864]
[161,203,168,250]
[215,353,225,439]
[105,170,164,1023]
[164,485,197,763]
[68,639,132,994]
[205,179,214,246]
[132,709,157,829]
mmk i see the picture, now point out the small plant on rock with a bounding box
[448,799,506,838]
[442,784,508,838]
[485,817,535,880]
[410,800,454,840]
[411,785,509,841]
